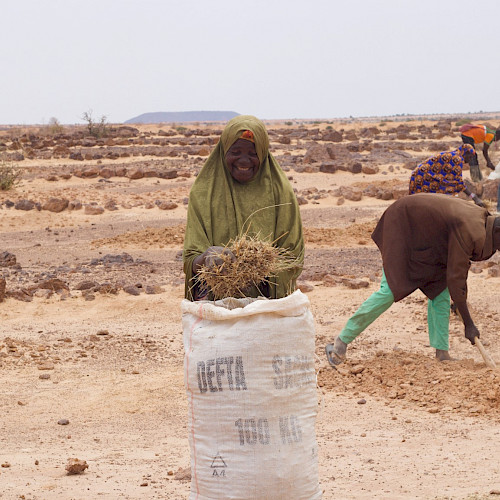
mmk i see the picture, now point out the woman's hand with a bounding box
[192,246,235,274]
[203,246,235,271]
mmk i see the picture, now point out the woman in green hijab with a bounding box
[183,115,304,300]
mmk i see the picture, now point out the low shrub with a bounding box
[0,161,21,190]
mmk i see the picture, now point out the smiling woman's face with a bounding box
[225,138,261,183]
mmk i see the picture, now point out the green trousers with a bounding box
[339,271,450,351]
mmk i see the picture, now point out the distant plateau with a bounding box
[124,111,239,124]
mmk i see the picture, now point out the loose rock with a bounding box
[65,458,88,475]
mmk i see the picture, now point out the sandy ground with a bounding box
[1,118,500,499]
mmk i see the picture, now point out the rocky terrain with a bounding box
[1,115,500,499]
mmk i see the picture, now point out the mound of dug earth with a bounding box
[318,350,500,420]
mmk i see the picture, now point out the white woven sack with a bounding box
[182,290,321,500]
[488,161,500,180]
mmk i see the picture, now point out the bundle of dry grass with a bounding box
[195,233,299,300]
[483,199,495,213]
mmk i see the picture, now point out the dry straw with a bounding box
[195,231,300,300]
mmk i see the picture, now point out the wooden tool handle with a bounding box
[475,338,497,369]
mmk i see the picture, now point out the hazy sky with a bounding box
[1,0,499,125]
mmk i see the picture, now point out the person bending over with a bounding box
[409,144,484,207]
[326,193,500,365]
[460,123,500,181]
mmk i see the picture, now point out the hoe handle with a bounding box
[475,337,497,369]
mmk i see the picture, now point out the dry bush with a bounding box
[0,161,21,191]
[196,233,299,300]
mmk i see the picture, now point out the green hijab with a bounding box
[183,115,304,300]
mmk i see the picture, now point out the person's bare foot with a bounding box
[435,349,456,361]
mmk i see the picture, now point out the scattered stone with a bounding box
[342,278,369,289]
[104,199,118,211]
[322,130,343,142]
[348,162,362,174]
[38,363,55,371]
[488,267,500,278]
[350,365,365,375]
[0,251,17,267]
[38,278,69,292]
[65,458,88,475]
[15,199,35,211]
[123,285,141,296]
[58,419,70,425]
[159,170,178,179]
[303,144,335,164]
[42,198,69,213]
[69,152,84,161]
[145,285,164,294]
[33,289,52,299]
[99,167,115,179]
[100,253,134,265]
[127,168,144,180]
[361,165,379,175]
[68,200,82,211]
[319,161,338,174]
[84,204,105,215]
[357,398,367,404]
[0,278,5,302]
[7,289,33,302]
[297,281,314,293]
[1,462,11,468]
[39,373,51,380]
[75,280,98,291]
[97,329,109,336]
[174,466,192,481]
[322,274,339,286]
[157,201,178,210]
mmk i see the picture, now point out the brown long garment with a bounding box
[372,193,496,302]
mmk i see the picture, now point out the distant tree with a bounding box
[82,109,108,138]
[47,117,63,135]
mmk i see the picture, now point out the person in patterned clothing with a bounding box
[460,123,500,181]
[409,144,485,207]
